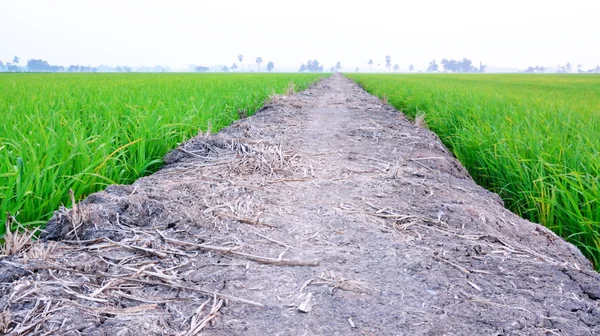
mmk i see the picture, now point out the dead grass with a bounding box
[286,81,296,95]
[23,242,57,262]
[1,213,37,256]
[415,112,427,128]
[183,295,224,336]
[0,310,11,334]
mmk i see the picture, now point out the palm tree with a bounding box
[393,64,399,72]
[565,63,572,73]
[385,56,391,72]
[256,57,263,72]
[335,62,342,72]
[355,67,359,72]
[237,54,244,72]
[222,66,229,72]
[368,59,373,72]
[231,63,238,71]
[577,64,582,73]
[12,56,19,65]
[0,60,4,72]
[377,63,381,72]
[409,65,414,72]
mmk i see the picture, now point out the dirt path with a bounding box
[2,74,599,335]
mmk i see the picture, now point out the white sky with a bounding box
[1,0,599,71]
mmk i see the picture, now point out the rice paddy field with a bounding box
[348,73,600,268]
[0,73,323,234]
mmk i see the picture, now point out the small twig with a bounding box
[409,159,432,170]
[122,277,263,307]
[410,156,445,161]
[214,212,277,228]
[104,238,168,259]
[254,232,295,249]
[177,147,211,160]
[157,231,319,266]
[433,256,470,274]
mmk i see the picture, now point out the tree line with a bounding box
[524,63,600,73]
[196,55,275,73]
[3,54,599,74]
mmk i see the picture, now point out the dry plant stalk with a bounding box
[0,310,11,334]
[286,82,296,95]
[415,113,427,128]
[267,88,282,105]
[237,108,248,118]
[183,295,224,336]
[65,189,89,240]
[382,94,389,105]
[1,213,37,256]
[23,242,56,262]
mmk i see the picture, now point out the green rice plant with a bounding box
[348,73,600,269]
[0,73,324,234]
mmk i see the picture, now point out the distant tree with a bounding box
[256,57,263,72]
[596,65,600,73]
[12,56,19,66]
[27,59,63,72]
[335,61,342,72]
[441,59,454,72]
[427,60,439,72]
[66,64,97,72]
[330,66,335,73]
[237,54,244,71]
[299,59,323,72]
[5,62,19,72]
[367,59,373,72]
[440,58,478,73]
[267,61,274,72]
[478,61,487,73]
[385,55,391,72]
[539,66,545,73]
[231,63,238,72]
[377,63,381,72]
[565,63,572,73]
[409,64,414,72]
[458,58,476,72]
[195,66,210,72]
[577,64,583,73]
[393,64,399,72]
[222,66,229,72]
[0,60,4,72]
[356,67,359,72]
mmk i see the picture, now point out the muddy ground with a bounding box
[1,74,599,336]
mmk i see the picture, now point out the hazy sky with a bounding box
[1,0,599,71]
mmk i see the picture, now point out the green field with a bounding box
[0,73,323,234]
[348,73,600,268]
